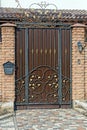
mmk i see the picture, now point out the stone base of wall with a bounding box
[0,101,14,115]
[73,100,87,116]
[73,100,87,108]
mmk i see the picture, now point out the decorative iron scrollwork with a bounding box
[55,84,58,88]
[29,84,31,87]
[37,84,41,87]
[32,87,35,90]
[30,78,33,81]
[38,76,41,79]
[31,75,34,78]
[54,94,57,97]
[28,65,59,103]
[62,76,70,102]
[15,77,25,103]
[22,80,25,84]
[31,95,34,98]
[15,65,70,104]
[48,76,51,79]
[54,75,57,78]
[29,1,58,10]
[15,0,58,10]
[49,84,51,86]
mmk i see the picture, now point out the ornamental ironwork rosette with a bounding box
[15,1,61,23]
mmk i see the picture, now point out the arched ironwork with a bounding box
[29,1,58,10]
[15,65,70,104]
[14,0,60,23]
[15,0,58,10]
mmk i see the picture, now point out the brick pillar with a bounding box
[0,23,16,112]
[84,34,87,100]
[0,29,2,102]
[72,23,86,102]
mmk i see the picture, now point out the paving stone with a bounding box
[0,109,87,129]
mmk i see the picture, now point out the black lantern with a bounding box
[3,61,15,75]
[77,41,83,53]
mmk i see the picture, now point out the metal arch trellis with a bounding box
[29,1,58,10]
[15,0,59,24]
[14,0,61,27]
[15,0,58,10]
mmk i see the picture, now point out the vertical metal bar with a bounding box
[32,29,34,69]
[20,29,22,77]
[35,29,37,67]
[50,29,51,66]
[54,29,56,68]
[25,28,29,103]
[65,29,67,77]
[70,28,72,108]
[45,29,47,65]
[58,28,62,107]
[41,29,43,65]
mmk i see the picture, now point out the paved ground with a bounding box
[0,109,87,130]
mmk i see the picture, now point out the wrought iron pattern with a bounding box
[15,77,25,102]
[14,1,59,23]
[15,66,59,104]
[15,66,71,104]
[29,1,58,10]
[28,66,59,104]
[62,76,70,102]
[15,0,58,9]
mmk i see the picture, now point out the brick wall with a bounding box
[0,29,2,102]
[84,42,87,99]
[72,23,86,101]
[0,23,16,111]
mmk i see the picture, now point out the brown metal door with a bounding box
[15,27,71,109]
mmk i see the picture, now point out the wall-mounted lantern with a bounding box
[3,61,15,75]
[77,41,83,53]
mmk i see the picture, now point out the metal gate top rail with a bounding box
[15,22,71,28]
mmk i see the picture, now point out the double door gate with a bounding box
[15,25,72,109]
